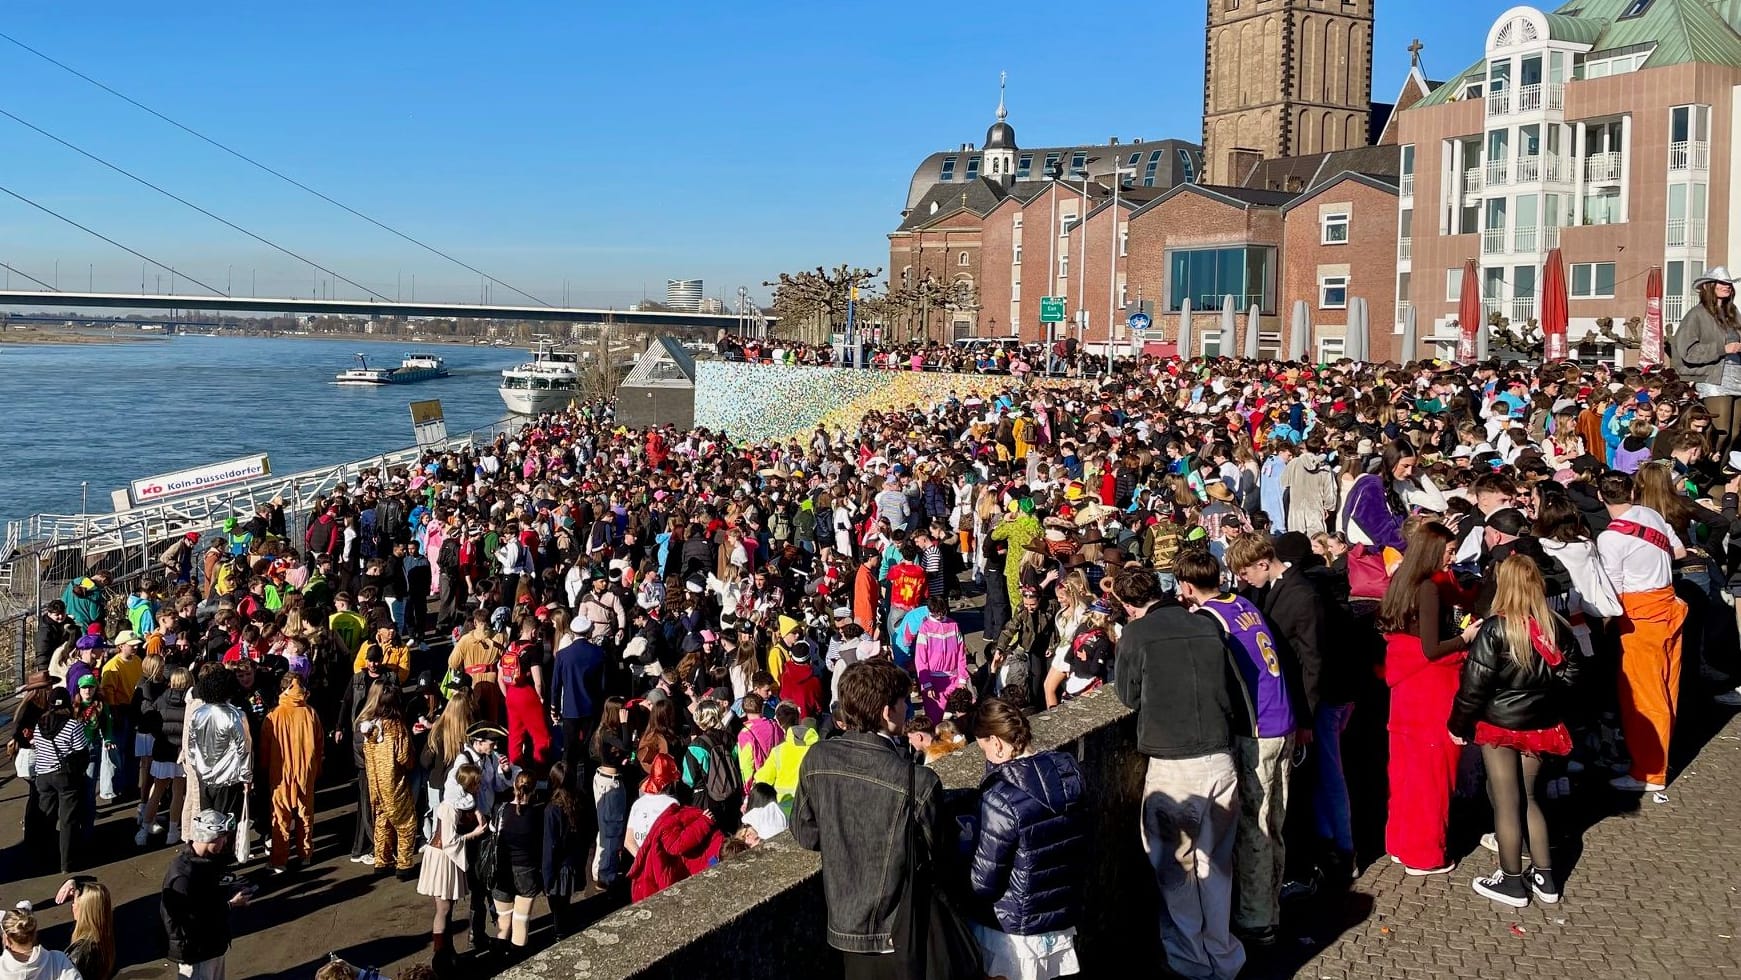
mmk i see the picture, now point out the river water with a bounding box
[0,336,527,524]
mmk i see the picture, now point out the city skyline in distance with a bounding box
[1,0,1523,306]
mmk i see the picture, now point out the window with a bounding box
[1202,332,1222,357]
[1317,336,1345,362]
[1012,238,1022,265]
[1059,253,1069,279]
[965,156,981,181]
[1119,222,1129,257]
[1143,150,1165,187]
[902,266,912,286]
[958,251,970,267]
[1462,81,1485,100]
[1400,143,1414,176]
[1320,275,1349,309]
[1571,262,1616,298]
[1177,148,1196,184]
[1017,154,1033,179]
[1043,152,1061,178]
[939,156,957,181]
[1321,212,1350,244]
[1446,269,1463,301]
[1127,152,1141,168]
[1620,0,1654,18]
[1583,188,1622,225]
[1165,245,1277,313]
[1070,151,1087,174]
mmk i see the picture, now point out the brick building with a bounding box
[1396,0,1741,362]
[1279,172,1402,361]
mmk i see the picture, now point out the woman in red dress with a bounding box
[1448,554,1580,908]
[1376,521,1481,875]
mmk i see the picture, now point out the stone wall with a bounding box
[500,693,1149,980]
[691,361,1062,444]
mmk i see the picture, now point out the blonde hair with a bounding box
[1490,554,1560,668]
[70,882,114,980]
[168,666,193,693]
[693,698,727,733]
[140,653,167,684]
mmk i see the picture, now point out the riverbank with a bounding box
[0,327,168,345]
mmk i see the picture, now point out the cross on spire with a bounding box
[1408,38,1424,70]
[997,70,1008,121]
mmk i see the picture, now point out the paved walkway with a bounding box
[3,676,1737,979]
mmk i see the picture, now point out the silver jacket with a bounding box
[186,701,252,786]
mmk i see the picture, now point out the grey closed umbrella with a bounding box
[1290,300,1310,361]
[1476,313,1490,360]
[1245,304,1261,358]
[1219,294,1237,357]
[1346,297,1368,362]
[1401,303,1418,363]
[1177,296,1192,358]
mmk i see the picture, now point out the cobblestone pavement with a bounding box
[1259,707,1741,980]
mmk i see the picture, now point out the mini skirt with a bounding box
[1474,720,1572,756]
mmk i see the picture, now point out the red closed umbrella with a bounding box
[1540,247,1569,362]
[1642,266,1664,367]
[1457,259,1481,362]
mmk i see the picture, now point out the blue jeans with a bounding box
[1313,702,1355,854]
[388,596,406,635]
[104,717,133,798]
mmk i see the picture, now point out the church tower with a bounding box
[983,72,1018,185]
[1202,0,1374,186]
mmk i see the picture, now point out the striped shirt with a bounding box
[31,712,91,777]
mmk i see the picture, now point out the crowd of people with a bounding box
[716,331,1113,377]
[6,275,1741,979]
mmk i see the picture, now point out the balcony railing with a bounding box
[1517,84,1542,112]
[1464,167,1484,193]
[1516,155,1540,182]
[1482,228,1507,254]
[1511,297,1537,323]
[1399,174,1415,197]
[1544,154,1564,181]
[1399,237,1413,261]
[1664,296,1686,323]
[1487,88,1511,116]
[1485,159,1510,185]
[1542,225,1561,249]
[1667,217,1708,247]
[1514,225,1538,253]
[1585,151,1623,182]
[1546,82,1565,110]
[1396,301,1413,325]
[1669,140,1710,172]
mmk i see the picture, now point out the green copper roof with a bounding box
[1415,0,1741,109]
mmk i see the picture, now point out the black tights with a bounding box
[1703,395,1740,457]
[1482,745,1551,876]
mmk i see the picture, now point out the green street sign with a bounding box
[1040,297,1066,323]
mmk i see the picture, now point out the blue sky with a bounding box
[0,1,1522,307]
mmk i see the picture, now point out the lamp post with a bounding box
[1107,166,1136,374]
[1073,170,1090,369]
[1044,160,1063,376]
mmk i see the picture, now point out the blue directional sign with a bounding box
[1127,311,1152,332]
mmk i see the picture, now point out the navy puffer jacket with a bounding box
[967,749,1087,935]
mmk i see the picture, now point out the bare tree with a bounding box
[764,265,882,344]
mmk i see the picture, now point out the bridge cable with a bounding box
[0,261,56,291]
[0,105,394,302]
[0,182,225,295]
[0,30,556,308]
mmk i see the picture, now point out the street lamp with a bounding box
[1044,160,1064,376]
[1072,168,1092,369]
[1107,166,1137,373]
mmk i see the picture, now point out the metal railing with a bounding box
[1543,225,1561,249]
[1585,151,1623,182]
[1514,225,1538,253]
[1482,228,1507,254]
[1464,167,1485,193]
[1664,296,1686,323]
[1396,301,1413,325]
[1546,82,1565,110]
[1487,89,1511,116]
[1517,84,1542,112]
[1399,238,1413,261]
[1399,174,1415,197]
[1516,155,1541,182]
[1669,140,1710,172]
[1511,297,1537,323]
[1485,159,1510,185]
[1667,217,1708,247]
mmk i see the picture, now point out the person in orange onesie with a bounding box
[1598,483,1688,793]
[261,673,324,870]
[498,632,552,771]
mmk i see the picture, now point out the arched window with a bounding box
[958,251,970,266]
[902,266,912,286]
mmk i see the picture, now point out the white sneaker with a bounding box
[1479,833,1498,853]
[1714,688,1741,707]
[349,854,376,867]
[1609,774,1667,792]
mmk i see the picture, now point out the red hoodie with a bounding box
[629,805,723,902]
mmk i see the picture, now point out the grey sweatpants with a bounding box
[1140,752,1245,980]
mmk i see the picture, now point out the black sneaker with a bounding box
[1527,867,1561,904]
[1472,869,1530,908]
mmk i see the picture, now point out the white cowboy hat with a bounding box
[1694,266,1735,288]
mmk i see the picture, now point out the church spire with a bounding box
[996,70,1008,121]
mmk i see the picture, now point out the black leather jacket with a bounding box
[1448,616,1581,738]
[791,732,942,955]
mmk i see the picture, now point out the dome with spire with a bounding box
[985,71,1017,150]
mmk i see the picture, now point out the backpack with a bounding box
[684,732,742,805]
